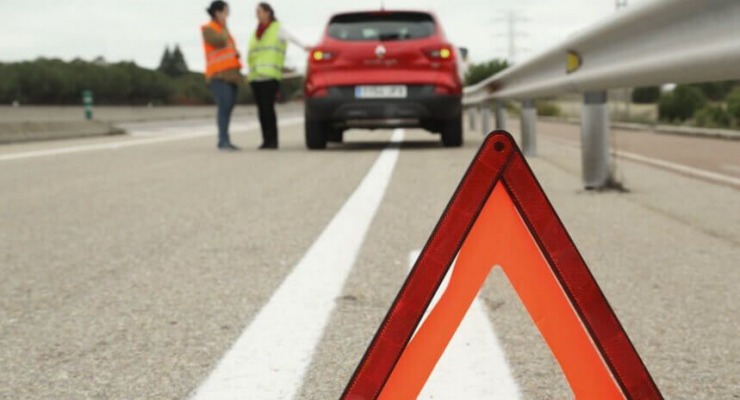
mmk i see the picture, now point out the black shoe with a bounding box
[258,143,278,150]
[218,143,241,151]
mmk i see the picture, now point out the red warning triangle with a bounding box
[341,131,662,400]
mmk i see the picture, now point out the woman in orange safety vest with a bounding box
[202,1,242,151]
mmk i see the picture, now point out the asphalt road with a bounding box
[1,106,738,399]
[535,119,740,182]
[0,105,242,124]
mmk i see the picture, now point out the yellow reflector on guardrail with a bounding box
[567,50,582,74]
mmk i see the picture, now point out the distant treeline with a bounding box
[464,59,509,87]
[466,58,740,129]
[635,82,740,128]
[0,57,304,106]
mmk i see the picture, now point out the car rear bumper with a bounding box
[305,85,462,128]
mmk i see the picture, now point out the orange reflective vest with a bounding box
[201,21,242,78]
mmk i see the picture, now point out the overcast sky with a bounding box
[0,0,652,72]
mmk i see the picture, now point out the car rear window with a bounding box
[327,12,436,42]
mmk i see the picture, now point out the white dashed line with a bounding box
[408,250,521,399]
[0,118,303,162]
[191,129,405,400]
[617,151,740,188]
[543,136,740,187]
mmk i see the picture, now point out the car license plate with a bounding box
[355,85,407,99]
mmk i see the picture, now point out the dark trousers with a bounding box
[250,79,280,147]
[209,79,238,147]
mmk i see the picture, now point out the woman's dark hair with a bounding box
[206,1,228,18]
[258,2,278,22]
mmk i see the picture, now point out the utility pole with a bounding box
[612,0,629,190]
[614,0,630,119]
[494,11,528,64]
[507,12,517,64]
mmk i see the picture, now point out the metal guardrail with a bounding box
[282,72,304,80]
[462,0,740,189]
[464,0,740,103]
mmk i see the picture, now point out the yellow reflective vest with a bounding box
[248,22,287,81]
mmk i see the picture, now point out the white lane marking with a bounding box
[126,120,260,137]
[192,129,405,400]
[720,164,740,175]
[0,117,303,162]
[408,250,521,400]
[617,150,740,187]
[543,136,740,187]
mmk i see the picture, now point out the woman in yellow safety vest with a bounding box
[248,3,310,150]
[202,1,242,151]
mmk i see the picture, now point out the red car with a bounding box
[304,10,464,149]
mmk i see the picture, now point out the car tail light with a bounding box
[311,49,338,63]
[423,45,455,61]
[312,88,328,98]
[434,85,454,95]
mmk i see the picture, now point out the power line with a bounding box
[507,12,518,63]
[492,11,529,64]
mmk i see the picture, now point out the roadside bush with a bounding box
[0,64,20,103]
[632,86,660,104]
[658,85,707,122]
[237,85,255,105]
[536,100,560,117]
[170,73,212,105]
[0,58,178,105]
[0,58,288,106]
[690,81,737,101]
[0,58,311,106]
[725,88,740,122]
[694,105,732,129]
[465,59,509,86]
[278,77,305,102]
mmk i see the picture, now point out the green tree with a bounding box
[689,81,737,101]
[158,45,189,78]
[465,59,509,86]
[632,86,661,104]
[171,73,213,105]
[725,87,740,122]
[0,63,21,103]
[695,105,732,128]
[658,85,707,122]
[158,46,175,76]
[0,58,209,105]
[127,62,173,104]
[171,45,189,76]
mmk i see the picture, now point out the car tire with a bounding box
[327,128,344,143]
[305,118,328,150]
[441,114,463,147]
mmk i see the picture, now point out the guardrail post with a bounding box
[495,100,507,131]
[581,91,613,189]
[468,107,477,130]
[520,99,537,156]
[481,103,491,135]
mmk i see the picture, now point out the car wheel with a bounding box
[441,114,463,147]
[327,127,344,143]
[305,118,328,150]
